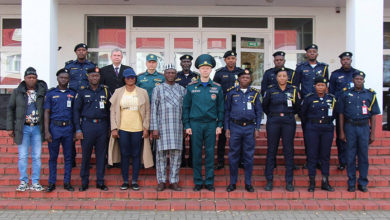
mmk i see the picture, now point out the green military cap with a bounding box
[195,54,216,69]
[146,54,158,61]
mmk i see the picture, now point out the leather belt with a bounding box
[24,122,38,127]
[52,120,72,127]
[83,118,106,124]
[346,119,369,126]
[231,119,255,127]
[310,118,333,124]
[269,112,294,117]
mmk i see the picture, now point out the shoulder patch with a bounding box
[213,82,221,86]
[250,87,260,93]
[227,86,235,92]
[188,80,198,86]
[369,88,376,94]
[327,93,335,98]
[305,92,314,98]
[65,60,73,65]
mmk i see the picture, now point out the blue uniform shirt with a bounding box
[329,67,360,99]
[44,87,76,122]
[73,84,111,131]
[136,71,165,101]
[300,93,336,123]
[261,67,296,97]
[295,61,329,97]
[224,86,262,130]
[175,70,199,88]
[338,88,380,120]
[213,66,243,94]
[64,60,96,91]
[262,84,301,115]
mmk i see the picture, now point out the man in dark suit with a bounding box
[100,48,133,94]
[100,48,132,169]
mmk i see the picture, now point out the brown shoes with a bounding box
[157,183,166,191]
[169,183,182,191]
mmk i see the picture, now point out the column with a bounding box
[346,0,384,110]
[21,0,58,87]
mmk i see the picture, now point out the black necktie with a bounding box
[115,67,119,77]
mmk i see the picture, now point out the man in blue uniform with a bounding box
[176,54,199,168]
[74,67,111,192]
[213,50,243,170]
[300,76,335,192]
[329,52,361,170]
[261,51,296,97]
[225,69,262,193]
[65,43,96,168]
[44,68,76,192]
[136,54,165,101]
[339,71,380,192]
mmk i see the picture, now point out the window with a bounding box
[203,17,267,28]
[383,22,390,127]
[86,16,127,67]
[1,18,21,86]
[274,18,313,68]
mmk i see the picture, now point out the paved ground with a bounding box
[1,210,390,220]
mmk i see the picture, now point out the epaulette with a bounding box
[319,62,329,66]
[342,87,348,91]
[65,60,74,65]
[102,85,109,88]
[215,67,224,72]
[213,82,221,86]
[188,80,198,86]
[305,92,314,98]
[267,84,274,88]
[227,86,235,92]
[193,71,200,76]
[368,88,376,94]
[327,93,335,98]
[250,87,260,93]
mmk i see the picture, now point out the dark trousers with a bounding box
[265,116,295,183]
[336,115,347,165]
[305,122,334,177]
[217,129,226,164]
[228,123,255,185]
[118,130,143,183]
[191,120,216,185]
[80,121,108,185]
[345,122,370,187]
[48,124,73,184]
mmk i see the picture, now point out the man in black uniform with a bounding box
[175,54,199,167]
[213,50,243,169]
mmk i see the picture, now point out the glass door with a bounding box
[170,32,200,72]
[236,33,270,88]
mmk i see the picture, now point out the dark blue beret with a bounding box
[339,52,353,59]
[86,67,100,74]
[305,44,318,51]
[180,54,193,61]
[56,68,69,76]
[314,76,328,85]
[223,50,237,58]
[74,43,88,52]
[273,51,286,57]
[352,71,365,79]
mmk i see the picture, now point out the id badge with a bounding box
[350,82,354,88]
[328,108,333,117]
[247,102,252,110]
[362,106,368,115]
[67,100,71,108]
[287,99,292,107]
[99,101,105,109]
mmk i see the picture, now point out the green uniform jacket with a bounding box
[136,71,165,101]
[182,79,224,129]
[6,80,48,145]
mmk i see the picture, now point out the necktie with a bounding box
[115,67,119,77]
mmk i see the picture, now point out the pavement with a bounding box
[1,210,390,220]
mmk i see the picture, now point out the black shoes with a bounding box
[131,183,140,191]
[193,184,202,191]
[286,183,294,192]
[96,184,108,191]
[226,184,236,192]
[216,162,224,170]
[46,184,56,192]
[120,183,130,190]
[72,161,76,168]
[337,164,346,171]
[358,185,368,192]
[205,184,215,192]
[321,176,335,192]
[63,183,74,192]
[245,184,254,192]
[347,186,356,192]
[264,180,273,191]
[308,176,315,192]
[79,184,88,191]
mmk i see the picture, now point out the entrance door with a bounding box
[236,33,270,88]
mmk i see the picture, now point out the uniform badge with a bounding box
[211,94,217,100]
[338,75,344,79]
[81,86,85,89]
[175,78,181,81]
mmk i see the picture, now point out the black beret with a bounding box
[223,50,237,58]
[352,71,365,79]
[273,51,286,57]
[314,76,328,85]
[195,54,216,68]
[86,67,100,74]
[180,54,193,61]
[305,44,318,51]
[56,68,70,76]
[74,43,88,52]
[275,67,288,75]
[238,69,251,77]
[339,52,353,59]
[24,67,37,77]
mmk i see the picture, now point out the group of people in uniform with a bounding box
[6,42,379,194]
